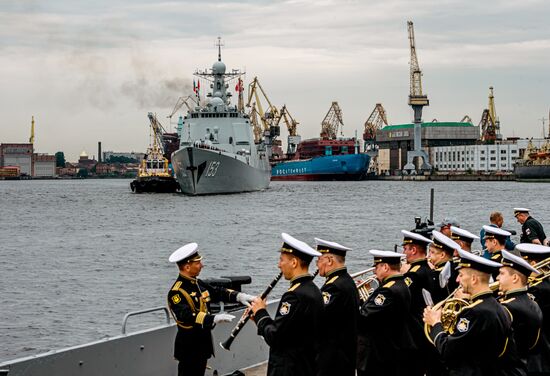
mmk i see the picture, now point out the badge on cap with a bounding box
[279,302,291,315]
[456,317,470,333]
[322,292,331,305]
[374,294,386,306]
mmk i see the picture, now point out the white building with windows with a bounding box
[430,139,547,172]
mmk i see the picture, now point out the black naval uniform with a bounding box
[500,287,543,373]
[317,267,360,376]
[489,250,504,280]
[167,273,239,376]
[255,274,323,376]
[521,216,547,244]
[428,291,521,376]
[528,278,550,375]
[406,258,444,376]
[357,274,418,376]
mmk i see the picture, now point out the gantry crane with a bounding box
[274,105,301,155]
[403,21,431,172]
[363,103,388,150]
[246,77,280,143]
[320,102,344,139]
[479,86,501,143]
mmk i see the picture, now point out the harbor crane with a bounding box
[29,116,35,144]
[167,95,199,120]
[363,103,388,151]
[320,101,344,139]
[403,21,431,172]
[246,77,280,143]
[274,105,301,155]
[147,112,169,157]
[479,86,501,143]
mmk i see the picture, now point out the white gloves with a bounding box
[236,293,256,307]
[213,313,236,324]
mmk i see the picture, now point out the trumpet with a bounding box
[529,257,550,284]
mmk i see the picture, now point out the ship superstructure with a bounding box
[171,39,271,195]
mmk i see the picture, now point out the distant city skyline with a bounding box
[1,0,549,161]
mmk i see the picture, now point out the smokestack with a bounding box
[98,142,102,163]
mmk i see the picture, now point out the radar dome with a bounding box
[212,61,226,75]
[210,97,224,107]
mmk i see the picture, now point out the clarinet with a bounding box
[220,272,283,350]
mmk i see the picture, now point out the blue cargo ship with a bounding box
[271,138,370,181]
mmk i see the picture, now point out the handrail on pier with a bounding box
[121,306,171,334]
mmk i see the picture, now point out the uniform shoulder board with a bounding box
[172,281,182,291]
[463,299,483,310]
[326,275,339,285]
[410,265,420,273]
[383,280,396,288]
[288,283,301,292]
[500,297,516,304]
[491,254,500,260]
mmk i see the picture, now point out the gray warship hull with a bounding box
[515,165,550,181]
[172,146,271,195]
[0,302,278,376]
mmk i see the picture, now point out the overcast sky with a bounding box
[1,0,549,161]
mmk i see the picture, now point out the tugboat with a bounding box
[130,114,179,193]
[514,139,550,181]
[171,39,272,195]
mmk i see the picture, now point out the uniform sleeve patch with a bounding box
[528,293,536,301]
[405,277,413,286]
[322,292,331,305]
[456,317,470,333]
[171,294,181,304]
[279,301,291,315]
[374,294,386,306]
[526,228,531,235]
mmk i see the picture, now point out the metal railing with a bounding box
[121,306,171,335]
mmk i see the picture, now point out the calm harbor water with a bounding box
[1,179,549,361]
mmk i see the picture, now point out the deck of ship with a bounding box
[243,362,267,375]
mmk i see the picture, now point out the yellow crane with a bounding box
[29,116,35,144]
[167,95,199,120]
[246,77,280,143]
[363,103,388,149]
[274,105,301,155]
[480,86,500,143]
[320,101,344,139]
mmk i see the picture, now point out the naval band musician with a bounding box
[250,233,324,376]
[357,250,418,376]
[401,230,435,376]
[314,237,360,376]
[430,230,462,303]
[516,243,550,375]
[483,225,512,280]
[498,249,543,374]
[423,249,521,376]
[167,243,256,376]
[450,226,480,254]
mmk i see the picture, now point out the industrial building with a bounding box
[0,143,56,177]
[375,122,480,173]
[430,138,547,173]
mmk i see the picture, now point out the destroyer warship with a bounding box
[171,40,271,195]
